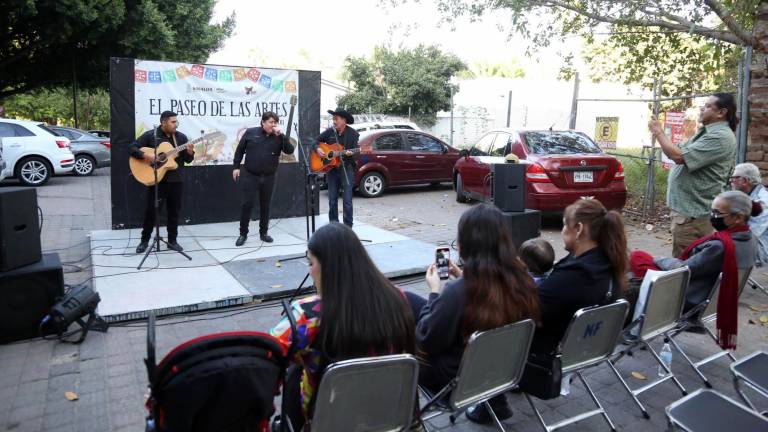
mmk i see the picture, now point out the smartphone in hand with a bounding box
[435,247,451,280]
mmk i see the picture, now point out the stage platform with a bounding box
[90,216,435,322]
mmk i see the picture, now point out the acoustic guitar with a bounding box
[130,131,225,186]
[310,143,362,173]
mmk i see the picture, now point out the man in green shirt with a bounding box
[649,93,738,257]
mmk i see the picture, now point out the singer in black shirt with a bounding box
[129,111,194,254]
[233,111,295,246]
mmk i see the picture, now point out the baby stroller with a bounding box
[144,300,298,432]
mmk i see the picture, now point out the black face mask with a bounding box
[710,216,728,231]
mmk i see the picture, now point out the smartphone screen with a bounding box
[436,247,450,280]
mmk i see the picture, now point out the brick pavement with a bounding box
[1,176,766,431]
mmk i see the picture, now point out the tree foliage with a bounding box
[458,59,526,79]
[5,87,110,130]
[427,0,760,98]
[337,45,467,126]
[0,0,235,99]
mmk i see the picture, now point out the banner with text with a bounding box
[134,60,299,165]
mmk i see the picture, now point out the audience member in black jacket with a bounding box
[232,111,294,246]
[406,204,540,424]
[129,111,194,254]
[532,199,629,356]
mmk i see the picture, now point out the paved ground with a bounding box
[1,170,767,431]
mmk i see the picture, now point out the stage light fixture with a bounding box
[42,284,108,343]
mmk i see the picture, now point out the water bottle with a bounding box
[658,343,673,376]
[560,372,574,396]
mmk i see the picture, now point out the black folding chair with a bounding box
[666,389,768,431]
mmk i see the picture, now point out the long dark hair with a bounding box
[308,223,415,361]
[458,204,540,339]
[564,199,629,290]
[713,92,738,131]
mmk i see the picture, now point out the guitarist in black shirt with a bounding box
[233,111,295,246]
[313,109,359,227]
[129,111,194,253]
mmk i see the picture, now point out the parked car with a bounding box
[49,126,111,176]
[0,140,6,182]
[0,119,75,186]
[88,130,110,138]
[350,130,461,197]
[453,128,627,211]
[351,121,421,133]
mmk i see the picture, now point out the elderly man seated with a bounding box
[630,191,758,348]
[729,162,768,266]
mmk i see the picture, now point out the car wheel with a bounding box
[359,172,385,198]
[455,173,469,203]
[73,155,95,176]
[16,157,51,186]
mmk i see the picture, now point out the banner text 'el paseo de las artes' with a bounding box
[134,60,300,166]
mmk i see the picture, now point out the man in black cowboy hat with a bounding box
[313,108,359,227]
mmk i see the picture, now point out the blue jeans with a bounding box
[326,166,354,227]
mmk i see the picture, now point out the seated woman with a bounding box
[532,199,629,357]
[630,190,757,348]
[405,204,540,424]
[270,223,415,431]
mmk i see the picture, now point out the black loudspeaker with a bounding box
[0,253,64,343]
[501,209,542,248]
[0,187,42,271]
[491,163,526,212]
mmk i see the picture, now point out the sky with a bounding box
[208,0,579,83]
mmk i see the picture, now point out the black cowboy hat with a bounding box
[327,108,354,125]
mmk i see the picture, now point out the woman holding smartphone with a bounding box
[404,204,540,424]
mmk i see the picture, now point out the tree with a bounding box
[5,87,110,129]
[427,0,767,167]
[0,0,235,99]
[458,59,526,79]
[337,45,467,125]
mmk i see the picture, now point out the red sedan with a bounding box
[453,129,627,211]
[352,130,461,197]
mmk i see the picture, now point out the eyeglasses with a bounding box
[729,176,746,182]
[710,209,735,218]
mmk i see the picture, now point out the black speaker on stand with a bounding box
[490,163,526,212]
[490,163,541,247]
[0,187,42,271]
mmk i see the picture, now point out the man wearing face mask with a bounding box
[630,191,757,343]
[233,111,295,246]
[649,93,738,257]
[729,163,768,266]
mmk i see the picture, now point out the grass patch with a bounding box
[608,148,670,220]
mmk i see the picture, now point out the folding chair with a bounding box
[668,267,753,388]
[731,350,768,414]
[748,277,768,296]
[525,300,630,432]
[419,319,536,431]
[310,354,419,432]
[612,267,690,419]
[665,388,768,431]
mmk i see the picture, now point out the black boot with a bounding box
[236,235,247,247]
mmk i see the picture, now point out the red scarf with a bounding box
[680,225,749,350]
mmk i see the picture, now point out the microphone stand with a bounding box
[137,128,192,270]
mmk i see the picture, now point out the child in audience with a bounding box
[519,238,555,285]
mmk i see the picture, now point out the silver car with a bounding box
[49,126,111,176]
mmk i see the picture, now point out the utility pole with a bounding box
[568,72,580,129]
[505,90,512,127]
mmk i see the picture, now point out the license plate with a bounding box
[574,171,593,183]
